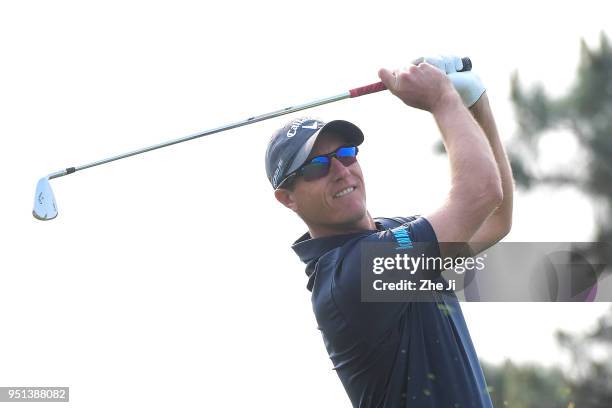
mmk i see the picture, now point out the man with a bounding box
[265,56,513,407]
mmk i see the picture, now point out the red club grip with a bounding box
[349,81,387,98]
[349,57,472,98]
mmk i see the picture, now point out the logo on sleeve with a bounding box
[391,225,414,250]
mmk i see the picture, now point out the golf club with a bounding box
[33,57,472,221]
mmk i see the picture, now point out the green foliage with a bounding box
[482,361,571,408]
[482,307,612,407]
[510,31,612,263]
[510,31,612,197]
[479,37,612,406]
[555,306,612,408]
[510,33,612,191]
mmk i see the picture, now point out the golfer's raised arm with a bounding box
[466,93,514,254]
[427,90,502,250]
[378,62,502,257]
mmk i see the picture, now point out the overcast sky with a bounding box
[1,1,611,406]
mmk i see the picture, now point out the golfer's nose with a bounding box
[330,157,351,179]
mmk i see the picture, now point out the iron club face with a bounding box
[33,176,58,221]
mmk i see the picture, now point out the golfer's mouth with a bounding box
[333,186,356,199]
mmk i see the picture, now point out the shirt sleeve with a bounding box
[331,216,441,345]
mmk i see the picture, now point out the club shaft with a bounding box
[46,57,473,181]
[48,91,351,180]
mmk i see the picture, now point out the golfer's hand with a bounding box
[377,63,459,113]
[414,55,486,107]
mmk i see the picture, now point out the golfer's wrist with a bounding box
[468,91,490,118]
[431,89,463,116]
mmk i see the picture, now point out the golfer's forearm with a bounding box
[469,93,513,227]
[432,92,502,210]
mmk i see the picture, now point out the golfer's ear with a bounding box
[274,188,298,211]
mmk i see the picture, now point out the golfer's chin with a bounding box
[304,206,370,237]
[330,204,369,231]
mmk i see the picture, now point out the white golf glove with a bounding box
[412,55,485,107]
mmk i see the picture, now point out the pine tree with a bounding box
[510,32,612,266]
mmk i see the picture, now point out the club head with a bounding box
[33,177,58,221]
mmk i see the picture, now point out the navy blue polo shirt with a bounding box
[292,216,492,408]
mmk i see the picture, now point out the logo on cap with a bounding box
[272,159,284,188]
[286,118,320,138]
[286,118,307,138]
[302,121,318,130]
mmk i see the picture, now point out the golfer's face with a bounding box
[292,132,368,228]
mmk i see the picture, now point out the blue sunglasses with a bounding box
[279,146,359,188]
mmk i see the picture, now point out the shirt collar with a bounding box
[291,221,383,265]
